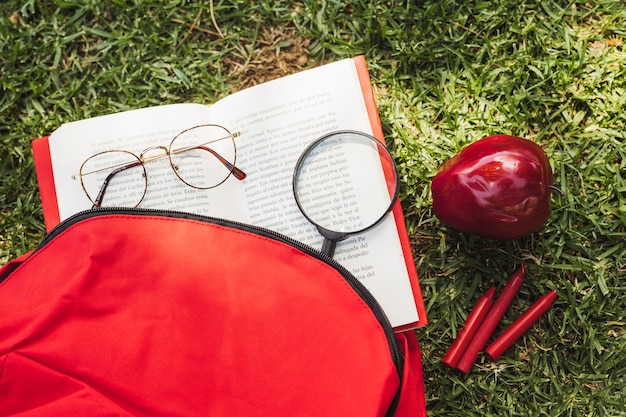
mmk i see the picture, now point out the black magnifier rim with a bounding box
[292,130,399,240]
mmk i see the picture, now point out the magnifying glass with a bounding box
[292,130,399,257]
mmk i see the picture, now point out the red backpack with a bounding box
[0,209,426,416]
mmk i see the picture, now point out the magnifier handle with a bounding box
[320,238,337,258]
[318,228,346,258]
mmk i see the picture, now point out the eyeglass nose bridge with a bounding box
[139,145,187,179]
[140,145,170,163]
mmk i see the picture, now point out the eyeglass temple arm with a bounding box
[197,146,247,180]
[92,160,144,208]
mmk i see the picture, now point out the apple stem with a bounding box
[549,185,565,196]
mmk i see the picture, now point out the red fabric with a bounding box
[0,250,31,282]
[394,332,427,417]
[0,214,426,416]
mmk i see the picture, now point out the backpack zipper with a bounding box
[36,207,405,414]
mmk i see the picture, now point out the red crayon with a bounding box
[486,289,557,360]
[456,265,526,373]
[442,286,496,369]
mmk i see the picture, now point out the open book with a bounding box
[32,56,427,329]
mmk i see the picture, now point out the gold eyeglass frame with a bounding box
[72,124,246,208]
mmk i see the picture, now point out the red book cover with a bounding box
[354,56,428,328]
[32,136,60,232]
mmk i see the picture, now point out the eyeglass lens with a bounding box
[79,150,147,207]
[169,124,239,189]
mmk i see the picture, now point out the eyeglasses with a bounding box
[72,124,246,208]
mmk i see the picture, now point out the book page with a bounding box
[207,59,419,327]
[47,58,419,327]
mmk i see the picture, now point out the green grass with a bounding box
[2,0,625,415]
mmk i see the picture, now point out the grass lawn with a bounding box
[1,0,625,415]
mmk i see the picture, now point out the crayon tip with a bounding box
[483,286,496,299]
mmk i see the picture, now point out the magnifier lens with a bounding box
[293,131,398,239]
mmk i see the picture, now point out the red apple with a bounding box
[432,135,554,239]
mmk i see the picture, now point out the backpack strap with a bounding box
[0,250,32,283]
[394,331,427,417]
